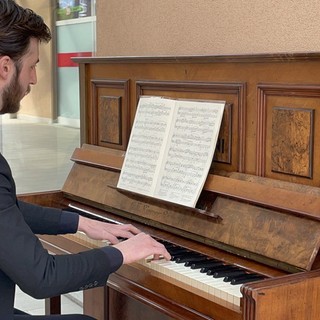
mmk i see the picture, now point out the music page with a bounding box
[117,96,225,207]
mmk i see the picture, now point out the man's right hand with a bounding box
[113,232,171,264]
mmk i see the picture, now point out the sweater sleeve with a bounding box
[0,154,124,298]
[17,200,79,235]
[59,210,79,234]
[0,203,124,299]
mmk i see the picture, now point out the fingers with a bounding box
[115,224,141,239]
[113,232,171,264]
[102,232,119,245]
[145,234,171,261]
[79,218,170,261]
[152,240,171,261]
[126,224,141,234]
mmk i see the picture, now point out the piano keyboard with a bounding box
[139,239,265,310]
[63,231,111,247]
[64,231,266,311]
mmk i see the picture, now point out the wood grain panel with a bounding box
[257,83,320,182]
[271,107,313,177]
[76,53,320,186]
[242,269,320,320]
[90,79,129,150]
[98,95,122,145]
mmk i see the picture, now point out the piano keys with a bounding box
[140,242,265,310]
[60,207,266,311]
[65,226,267,311]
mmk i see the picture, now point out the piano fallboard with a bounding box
[63,145,320,274]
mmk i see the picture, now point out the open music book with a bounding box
[117,96,225,207]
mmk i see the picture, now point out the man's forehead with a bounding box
[23,38,40,61]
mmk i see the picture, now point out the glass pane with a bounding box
[1,118,79,194]
[0,1,95,195]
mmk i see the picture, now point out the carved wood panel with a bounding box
[271,107,314,178]
[90,79,129,150]
[257,83,320,184]
[98,96,122,145]
[78,54,320,187]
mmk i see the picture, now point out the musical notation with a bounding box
[117,96,225,207]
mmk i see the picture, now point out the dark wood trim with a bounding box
[73,52,320,64]
[45,296,61,315]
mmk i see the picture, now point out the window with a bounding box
[0,1,96,194]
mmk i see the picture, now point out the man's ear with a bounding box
[0,56,13,80]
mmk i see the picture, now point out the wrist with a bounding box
[77,215,86,232]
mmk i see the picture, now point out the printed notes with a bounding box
[117,96,225,207]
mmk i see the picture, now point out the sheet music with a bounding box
[118,97,174,194]
[117,96,225,207]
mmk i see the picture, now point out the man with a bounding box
[0,1,171,319]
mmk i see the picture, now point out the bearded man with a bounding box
[0,1,170,319]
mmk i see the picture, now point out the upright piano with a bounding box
[20,53,320,320]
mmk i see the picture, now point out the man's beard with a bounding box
[0,68,29,115]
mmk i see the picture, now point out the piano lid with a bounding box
[62,144,320,273]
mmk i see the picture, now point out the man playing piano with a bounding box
[0,1,171,319]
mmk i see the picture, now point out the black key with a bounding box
[213,267,243,278]
[184,257,210,267]
[231,274,265,285]
[170,251,190,258]
[200,262,224,273]
[167,247,190,255]
[190,259,220,269]
[164,244,181,250]
[170,252,192,260]
[175,253,205,263]
[230,273,260,281]
[223,271,248,282]
[157,239,172,246]
[207,265,236,276]
[171,251,196,261]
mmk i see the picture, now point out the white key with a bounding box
[145,258,242,307]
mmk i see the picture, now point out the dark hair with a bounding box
[0,0,51,63]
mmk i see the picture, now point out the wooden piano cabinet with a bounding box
[106,267,241,320]
[83,287,106,320]
[107,288,175,320]
[106,271,241,320]
[242,270,320,320]
[107,274,184,320]
[19,54,320,319]
[17,191,67,208]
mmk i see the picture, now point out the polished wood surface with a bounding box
[30,189,320,320]
[75,54,320,186]
[21,54,320,319]
[64,145,320,273]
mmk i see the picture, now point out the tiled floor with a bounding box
[1,117,84,316]
[1,118,80,194]
[15,287,83,315]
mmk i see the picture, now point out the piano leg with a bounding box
[83,287,106,320]
[45,296,61,315]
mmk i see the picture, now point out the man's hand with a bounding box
[113,232,171,264]
[78,216,141,244]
